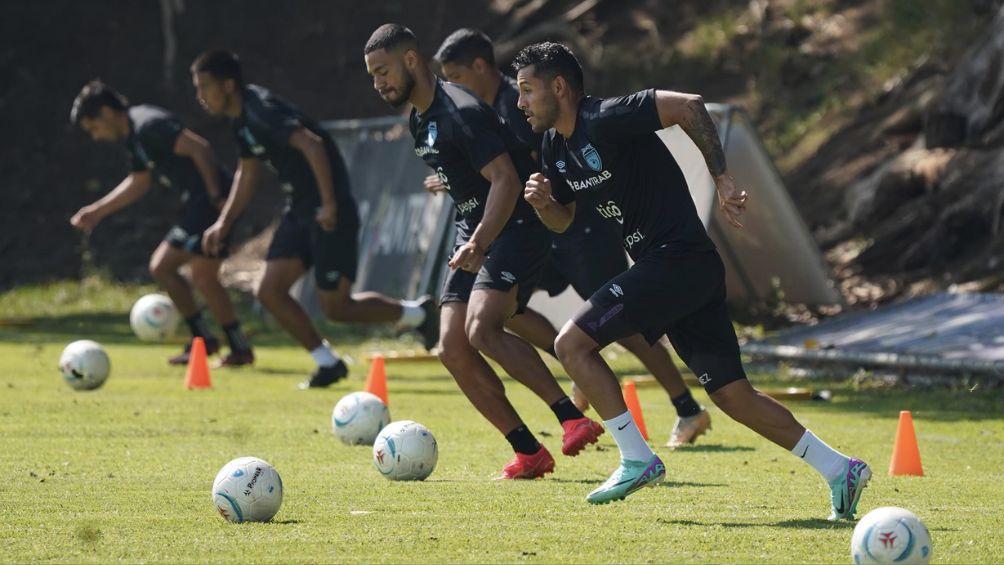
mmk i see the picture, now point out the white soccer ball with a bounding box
[851,506,932,564]
[332,391,390,446]
[372,420,438,481]
[58,340,110,391]
[211,457,283,523]
[129,294,180,341]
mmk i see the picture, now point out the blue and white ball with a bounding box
[332,391,390,446]
[212,457,283,523]
[129,294,179,341]
[851,506,932,564]
[373,420,438,481]
[59,340,110,391]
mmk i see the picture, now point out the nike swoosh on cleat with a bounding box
[617,423,631,430]
[835,492,846,515]
[799,446,809,458]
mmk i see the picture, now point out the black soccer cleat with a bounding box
[414,294,440,351]
[298,359,349,389]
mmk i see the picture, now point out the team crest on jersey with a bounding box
[426,122,438,147]
[581,144,602,171]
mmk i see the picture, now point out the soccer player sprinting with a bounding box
[69,81,255,368]
[513,42,870,516]
[433,28,713,449]
[189,50,437,389]
[364,24,604,479]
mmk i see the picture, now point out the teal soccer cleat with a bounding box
[586,455,665,504]
[829,457,871,520]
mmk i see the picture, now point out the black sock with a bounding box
[671,389,702,418]
[222,322,252,353]
[549,396,584,423]
[544,345,558,360]
[504,425,540,455]
[185,313,211,339]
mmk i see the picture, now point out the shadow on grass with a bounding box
[0,310,406,348]
[660,518,855,530]
[676,444,755,453]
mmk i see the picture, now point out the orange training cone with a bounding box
[365,354,388,406]
[889,410,923,476]
[184,336,212,390]
[622,380,649,441]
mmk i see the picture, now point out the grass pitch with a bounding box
[1,280,1003,563]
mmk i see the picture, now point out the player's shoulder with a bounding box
[242,84,294,124]
[439,81,493,119]
[129,104,177,129]
[495,74,519,106]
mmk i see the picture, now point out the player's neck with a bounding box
[483,70,503,104]
[115,113,131,138]
[224,89,244,119]
[410,68,439,114]
[555,94,585,138]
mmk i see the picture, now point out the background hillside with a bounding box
[3,0,1002,313]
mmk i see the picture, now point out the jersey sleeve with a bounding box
[249,97,303,145]
[588,89,662,143]
[137,115,184,155]
[129,150,147,172]
[454,106,508,173]
[541,133,574,205]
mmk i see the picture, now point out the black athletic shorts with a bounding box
[537,222,628,298]
[572,246,747,394]
[165,195,227,257]
[266,205,360,290]
[441,217,551,314]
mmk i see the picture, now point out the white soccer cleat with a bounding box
[665,408,712,449]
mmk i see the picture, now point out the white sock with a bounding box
[309,340,340,368]
[398,300,426,329]
[604,411,654,462]
[792,430,849,482]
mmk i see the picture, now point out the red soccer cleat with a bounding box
[495,445,555,480]
[561,416,605,456]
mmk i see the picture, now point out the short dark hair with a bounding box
[434,28,495,67]
[70,80,129,126]
[364,23,418,55]
[190,49,243,85]
[512,42,583,93]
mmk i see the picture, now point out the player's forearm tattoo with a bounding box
[681,99,727,177]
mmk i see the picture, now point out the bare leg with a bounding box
[148,242,199,317]
[466,287,566,405]
[554,321,627,420]
[255,258,323,351]
[505,308,558,353]
[318,277,404,323]
[189,255,237,326]
[437,302,524,434]
[617,335,688,399]
[710,379,805,449]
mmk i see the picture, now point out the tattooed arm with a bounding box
[654,91,727,176]
[654,90,747,227]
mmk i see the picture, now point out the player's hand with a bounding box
[424,174,447,194]
[70,206,101,234]
[714,174,748,229]
[448,241,485,273]
[202,220,229,257]
[524,172,554,209]
[316,202,337,232]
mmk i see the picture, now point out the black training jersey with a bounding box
[410,79,537,235]
[493,74,543,161]
[127,105,225,202]
[543,89,715,260]
[233,84,354,215]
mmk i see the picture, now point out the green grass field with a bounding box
[2,280,1003,563]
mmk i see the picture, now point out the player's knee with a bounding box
[437,332,475,370]
[148,259,170,283]
[190,268,218,291]
[255,282,281,306]
[319,293,353,322]
[466,319,501,354]
[554,326,587,364]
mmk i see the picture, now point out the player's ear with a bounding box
[472,58,487,75]
[552,75,566,98]
[403,49,419,72]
